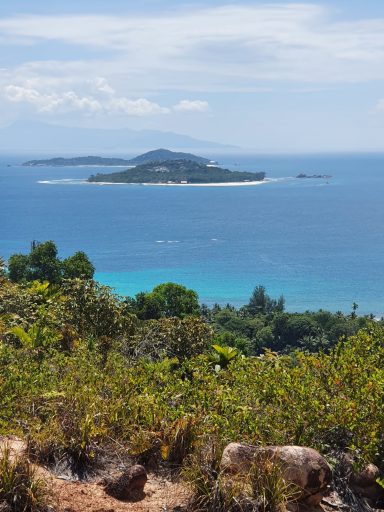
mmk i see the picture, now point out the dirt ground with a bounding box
[50,473,189,512]
[2,436,383,512]
[0,436,190,512]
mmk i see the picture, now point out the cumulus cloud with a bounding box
[173,100,209,112]
[109,97,169,115]
[3,82,169,116]
[4,84,102,113]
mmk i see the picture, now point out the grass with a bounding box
[246,454,300,511]
[0,444,51,512]
[184,442,300,512]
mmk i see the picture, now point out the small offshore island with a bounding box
[23,148,211,167]
[85,149,265,185]
[88,160,265,185]
[296,173,332,179]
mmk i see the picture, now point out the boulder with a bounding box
[103,464,147,501]
[221,443,332,506]
[350,462,384,503]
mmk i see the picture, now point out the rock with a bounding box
[350,462,379,488]
[350,462,384,503]
[103,465,147,501]
[221,443,332,506]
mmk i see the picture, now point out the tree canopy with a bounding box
[7,241,94,283]
[129,282,201,319]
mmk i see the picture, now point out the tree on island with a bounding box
[7,241,94,283]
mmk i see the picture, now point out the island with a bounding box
[23,149,211,167]
[296,173,332,179]
[88,160,265,184]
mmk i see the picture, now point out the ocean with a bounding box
[1,152,384,315]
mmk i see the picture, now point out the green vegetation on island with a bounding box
[1,242,384,511]
[22,149,211,167]
[23,156,133,167]
[88,160,265,184]
[128,148,211,165]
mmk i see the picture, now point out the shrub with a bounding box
[246,454,300,511]
[0,444,51,512]
[133,317,213,360]
[184,440,243,512]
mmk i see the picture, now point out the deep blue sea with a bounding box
[1,152,384,315]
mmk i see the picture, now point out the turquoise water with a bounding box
[1,153,384,315]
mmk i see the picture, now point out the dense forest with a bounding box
[1,242,384,511]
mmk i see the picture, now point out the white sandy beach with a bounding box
[87,178,278,187]
[38,178,290,186]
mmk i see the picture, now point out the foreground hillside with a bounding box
[1,247,384,511]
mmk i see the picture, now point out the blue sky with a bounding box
[1,0,384,151]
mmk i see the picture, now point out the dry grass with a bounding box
[0,444,51,512]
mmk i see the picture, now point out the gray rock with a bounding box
[103,464,147,500]
[350,462,384,503]
[221,443,332,506]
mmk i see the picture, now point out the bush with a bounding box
[0,444,51,512]
[246,454,300,511]
[133,317,213,360]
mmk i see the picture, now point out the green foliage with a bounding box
[60,279,136,339]
[210,289,367,355]
[7,241,94,284]
[89,159,265,184]
[0,444,51,511]
[247,285,285,316]
[0,257,5,278]
[183,440,243,512]
[214,331,251,355]
[0,270,383,488]
[27,241,61,283]
[246,454,300,511]
[9,322,60,351]
[210,345,240,370]
[131,282,201,320]
[8,254,30,283]
[134,316,213,360]
[61,251,95,280]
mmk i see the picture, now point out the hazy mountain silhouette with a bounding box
[0,121,236,154]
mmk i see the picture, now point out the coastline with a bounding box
[85,178,277,187]
[38,177,287,186]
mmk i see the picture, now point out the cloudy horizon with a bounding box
[1,0,384,152]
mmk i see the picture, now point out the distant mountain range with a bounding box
[23,149,212,167]
[0,121,236,153]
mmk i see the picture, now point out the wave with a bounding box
[156,240,180,243]
[38,179,88,185]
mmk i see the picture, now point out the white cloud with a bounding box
[377,99,384,111]
[173,100,209,112]
[4,84,103,113]
[3,82,169,117]
[109,97,169,115]
[1,4,384,89]
[92,77,115,95]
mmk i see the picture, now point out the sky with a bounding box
[1,0,384,152]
